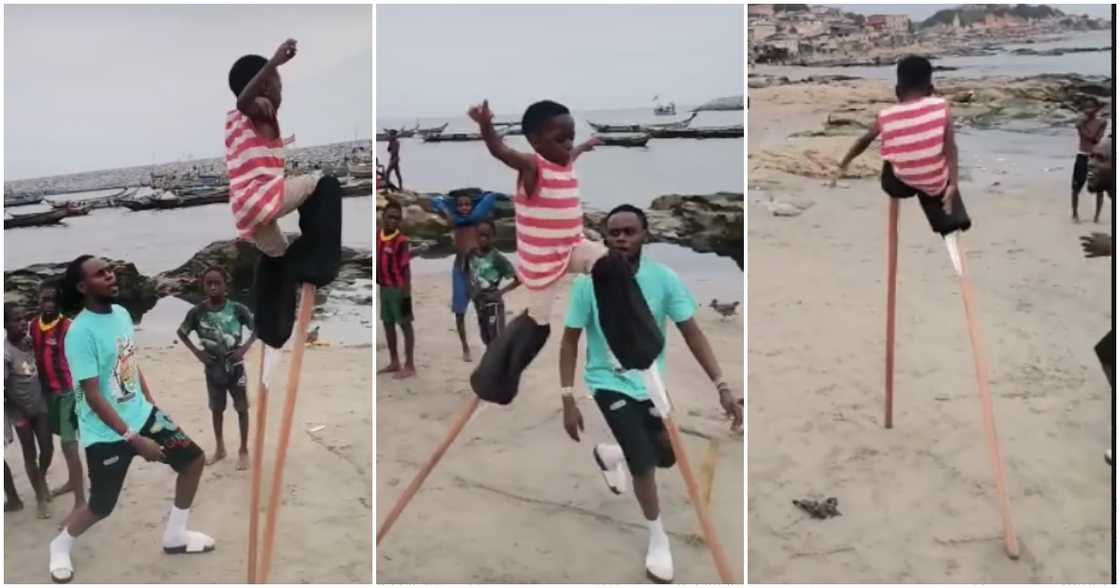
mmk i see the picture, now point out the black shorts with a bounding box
[1095,329,1114,382]
[473,294,505,346]
[882,162,972,235]
[594,389,675,477]
[1072,153,1091,193]
[205,362,249,413]
[85,407,203,517]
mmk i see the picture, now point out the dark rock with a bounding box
[4,259,158,323]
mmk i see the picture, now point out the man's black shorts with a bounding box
[205,362,249,413]
[881,161,972,235]
[1072,153,1091,193]
[85,407,203,517]
[594,389,675,477]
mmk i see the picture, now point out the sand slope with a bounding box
[376,274,744,583]
[4,345,373,584]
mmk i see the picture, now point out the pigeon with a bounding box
[306,325,320,345]
[709,299,740,320]
[793,497,841,519]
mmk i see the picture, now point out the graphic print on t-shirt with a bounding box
[110,336,140,402]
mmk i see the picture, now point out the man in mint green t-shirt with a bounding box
[559,205,742,584]
[47,256,213,584]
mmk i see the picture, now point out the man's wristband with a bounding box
[122,428,138,442]
[561,386,575,399]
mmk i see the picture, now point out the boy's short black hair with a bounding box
[199,265,229,285]
[59,254,94,316]
[39,281,58,295]
[896,56,933,92]
[521,100,570,137]
[478,218,496,231]
[229,54,268,96]
[604,204,649,230]
[383,200,403,214]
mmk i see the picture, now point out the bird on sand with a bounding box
[306,325,320,345]
[709,299,740,320]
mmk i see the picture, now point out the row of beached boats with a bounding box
[405,113,741,146]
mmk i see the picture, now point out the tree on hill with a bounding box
[920,4,1065,29]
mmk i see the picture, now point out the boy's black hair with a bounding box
[229,54,268,97]
[58,254,94,316]
[382,200,403,214]
[478,218,496,231]
[199,265,230,285]
[896,56,933,93]
[604,204,649,230]
[39,280,59,295]
[521,100,570,137]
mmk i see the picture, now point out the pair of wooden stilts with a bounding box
[885,199,1019,560]
[246,283,318,583]
[377,360,737,583]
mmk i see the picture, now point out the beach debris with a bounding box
[709,299,740,320]
[306,424,326,434]
[793,497,841,519]
[306,325,320,345]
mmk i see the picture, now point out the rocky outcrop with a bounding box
[377,189,743,267]
[4,240,372,322]
[4,259,159,322]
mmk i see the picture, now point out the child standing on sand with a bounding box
[467,219,520,346]
[837,56,970,235]
[434,191,501,361]
[5,305,52,519]
[466,99,664,405]
[378,201,416,379]
[177,268,256,471]
[1072,97,1109,223]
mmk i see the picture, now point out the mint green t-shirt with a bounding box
[563,259,696,400]
[65,305,154,448]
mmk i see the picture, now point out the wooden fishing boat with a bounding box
[341,180,374,197]
[4,208,68,229]
[416,122,448,136]
[598,134,651,147]
[421,132,486,142]
[654,102,677,116]
[120,189,229,211]
[588,113,697,133]
[3,193,43,208]
[348,161,374,179]
[647,125,743,139]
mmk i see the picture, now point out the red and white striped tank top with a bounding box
[879,96,951,197]
[514,154,585,291]
[225,109,286,238]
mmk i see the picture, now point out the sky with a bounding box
[838,4,1113,21]
[376,5,744,120]
[5,5,372,180]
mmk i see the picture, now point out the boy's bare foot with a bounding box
[206,449,227,466]
[50,482,74,498]
[462,349,472,362]
[236,452,250,471]
[377,363,401,374]
[1073,215,1081,223]
[394,366,416,380]
[36,497,51,519]
[5,498,23,512]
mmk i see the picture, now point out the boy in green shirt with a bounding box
[467,220,520,346]
[177,267,257,470]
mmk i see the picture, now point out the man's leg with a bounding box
[51,441,132,582]
[140,408,213,554]
[15,420,49,518]
[206,376,228,465]
[398,322,417,379]
[5,460,22,511]
[33,414,54,486]
[455,313,471,361]
[60,441,85,514]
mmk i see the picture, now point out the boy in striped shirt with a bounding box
[466,99,665,405]
[837,56,971,235]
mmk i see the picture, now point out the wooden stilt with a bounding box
[949,235,1019,560]
[663,415,735,583]
[248,344,270,583]
[377,395,481,545]
[691,438,720,543]
[259,283,317,583]
[885,198,899,429]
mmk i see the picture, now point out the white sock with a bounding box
[164,505,190,544]
[599,443,625,466]
[648,516,669,548]
[51,529,75,555]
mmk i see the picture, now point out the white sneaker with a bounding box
[593,443,628,495]
[1106,450,1112,466]
[645,525,674,583]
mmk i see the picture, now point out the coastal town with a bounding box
[749,4,1110,66]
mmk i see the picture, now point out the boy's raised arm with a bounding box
[236,39,297,119]
[468,100,536,176]
[571,136,603,162]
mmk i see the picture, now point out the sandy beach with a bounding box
[747,79,1112,583]
[376,272,744,583]
[4,344,373,584]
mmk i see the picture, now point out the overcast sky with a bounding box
[838,4,1113,21]
[376,5,744,120]
[5,5,371,180]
